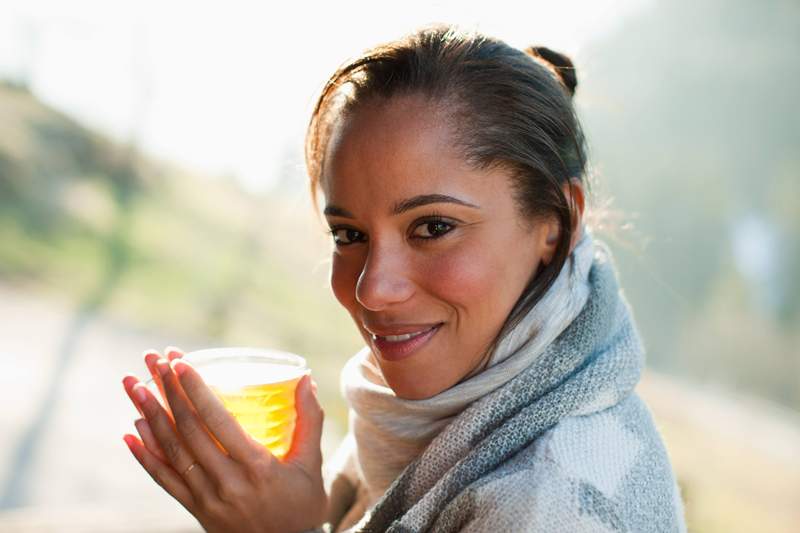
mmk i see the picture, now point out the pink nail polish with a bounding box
[156,359,170,377]
[133,385,148,404]
[165,346,182,358]
[172,360,188,376]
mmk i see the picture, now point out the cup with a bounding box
[150,347,309,459]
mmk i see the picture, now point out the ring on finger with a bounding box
[182,461,200,477]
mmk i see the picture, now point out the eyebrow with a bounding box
[323,194,480,218]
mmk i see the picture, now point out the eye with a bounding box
[410,218,455,239]
[329,227,366,246]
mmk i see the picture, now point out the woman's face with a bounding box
[321,94,560,400]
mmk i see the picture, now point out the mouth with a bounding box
[367,323,443,362]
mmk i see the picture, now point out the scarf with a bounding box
[336,226,596,528]
[321,227,686,532]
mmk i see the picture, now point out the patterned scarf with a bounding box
[347,231,658,531]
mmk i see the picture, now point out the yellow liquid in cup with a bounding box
[195,360,306,459]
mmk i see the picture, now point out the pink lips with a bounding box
[371,324,441,362]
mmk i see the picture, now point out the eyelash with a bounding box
[327,214,457,246]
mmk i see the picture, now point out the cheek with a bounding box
[330,253,360,311]
[420,244,496,312]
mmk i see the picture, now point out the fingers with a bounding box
[124,434,196,512]
[284,374,324,472]
[144,350,169,409]
[155,358,237,481]
[166,346,185,361]
[143,347,184,407]
[130,381,215,496]
[171,359,264,466]
[134,417,168,463]
[122,375,144,417]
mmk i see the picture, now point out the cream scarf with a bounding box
[336,225,595,526]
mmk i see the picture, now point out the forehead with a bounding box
[320,94,481,208]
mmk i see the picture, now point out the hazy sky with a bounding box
[0,0,648,192]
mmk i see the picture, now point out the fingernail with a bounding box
[172,359,189,376]
[133,384,148,404]
[123,434,136,450]
[144,354,160,373]
[156,359,170,377]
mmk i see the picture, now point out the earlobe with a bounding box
[564,178,585,251]
[546,226,559,245]
[541,221,560,265]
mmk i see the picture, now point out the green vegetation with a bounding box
[580,0,800,409]
[0,80,362,430]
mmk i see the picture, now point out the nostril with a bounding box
[355,269,414,311]
[353,244,415,310]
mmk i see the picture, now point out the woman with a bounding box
[122,24,686,532]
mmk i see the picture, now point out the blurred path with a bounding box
[0,171,140,512]
[637,373,800,532]
[0,283,343,531]
[0,160,137,511]
[0,282,199,527]
[0,280,796,531]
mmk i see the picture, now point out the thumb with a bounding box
[285,374,324,471]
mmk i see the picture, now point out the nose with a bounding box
[355,243,415,311]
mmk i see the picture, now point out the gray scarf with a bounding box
[326,230,680,532]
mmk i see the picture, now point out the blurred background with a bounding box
[0,0,797,531]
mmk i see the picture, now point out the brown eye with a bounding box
[411,219,454,239]
[330,227,365,245]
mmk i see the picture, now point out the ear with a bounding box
[541,178,586,264]
[564,178,585,251]
[541,217,560,266]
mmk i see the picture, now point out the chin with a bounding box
[392,385,439,401]
[381,370,448,400]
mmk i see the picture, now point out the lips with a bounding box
[370,324,438,342]
[366,322,443,362]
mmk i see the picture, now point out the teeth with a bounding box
[373,326,435,343]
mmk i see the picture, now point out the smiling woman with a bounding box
[320,93,571,400]
[122,23,686,533]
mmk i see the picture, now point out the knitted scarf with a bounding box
[322,226,676,531]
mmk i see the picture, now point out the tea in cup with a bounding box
[164,347,309,459]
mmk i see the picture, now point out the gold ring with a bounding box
[182,462,199,476]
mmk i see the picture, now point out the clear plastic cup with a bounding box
[149,347,309,459]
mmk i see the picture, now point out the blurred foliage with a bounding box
[580,0,800,409]
[0,80,363,430]
[639,373,800,533]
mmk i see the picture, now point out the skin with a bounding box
[121,92,584,530]
[121,348,327,533]
[322,93,584,399]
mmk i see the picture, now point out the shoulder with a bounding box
[435,394,687,533]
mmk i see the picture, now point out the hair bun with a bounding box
[524,46,577,97]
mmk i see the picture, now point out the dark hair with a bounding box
[305,24,589,352]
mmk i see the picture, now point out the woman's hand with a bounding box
[122,347,328,533]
